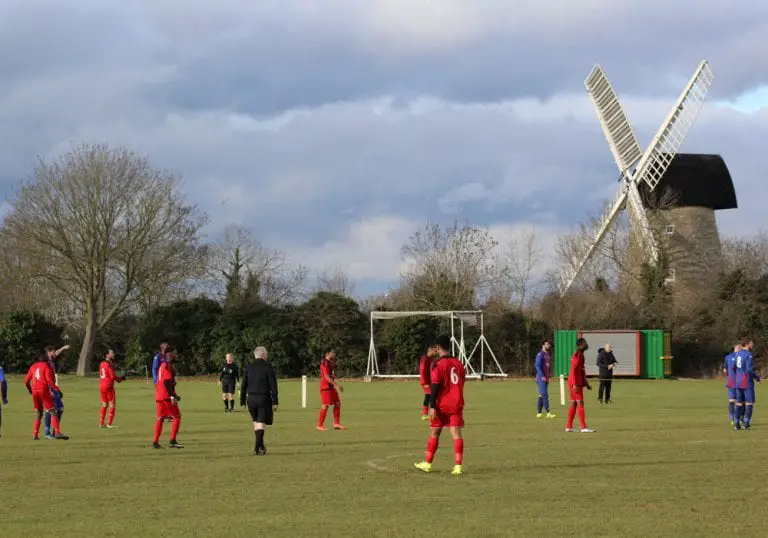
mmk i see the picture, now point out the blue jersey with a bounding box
[724,353,737,388]
[0,366,7,403]
[735,351,757,390]
[534,351,551,383]
[152,353,167,384]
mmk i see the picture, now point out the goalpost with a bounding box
[365,310,506,380]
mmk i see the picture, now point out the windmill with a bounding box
[559,60,737,298]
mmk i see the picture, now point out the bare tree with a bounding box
[721,232,768,278]
[400,221,507,309]
[496,227,544,310]
[1,143,208,375]
[315,266,355,297]
[209,224,308,306]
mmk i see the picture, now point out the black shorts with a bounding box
[221,381,236,394]
[247,395,274,425]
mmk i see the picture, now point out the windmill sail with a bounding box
[585,65,643,174]
[633,61,714,192]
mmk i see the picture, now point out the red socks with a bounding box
[318,407,328,427]
[50,415,61,435]
[421,406,429,415]
[108,407,116,426]
[99,407,107,426]
[566,405,576,429]
[426,437,439,463]
[170,416,181,440]
[566,404,587,429]
[153,419,163,443]
[33,418,41,437]
[454,439,464,465]
[577,406,587,429]
[332,404,341,425]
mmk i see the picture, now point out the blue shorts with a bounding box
[737,388,755,404]
[728,388,737,400]
[536,381,549,396]
[52,391,64,409]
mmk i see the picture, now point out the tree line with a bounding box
[0,143,764,377]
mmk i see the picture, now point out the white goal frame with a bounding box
[364,310,506,380]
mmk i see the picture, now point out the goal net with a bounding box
[364,310,506,380]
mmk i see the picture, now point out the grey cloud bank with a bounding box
[0,0,765,295]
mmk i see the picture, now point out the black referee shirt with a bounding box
[240,360,279,406]
[220,363,239,383]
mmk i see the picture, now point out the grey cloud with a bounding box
[2,1,766,118]
[0,0,766,293]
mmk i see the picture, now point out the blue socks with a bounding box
[44,412,51,435]
[543,394,550,413]
[745,405,754,424]
[537,397,543,414]
[729,401,735,421]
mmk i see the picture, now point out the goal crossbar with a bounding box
[365,310,507,379]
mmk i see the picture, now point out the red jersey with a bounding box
[419,355,432,386]
[319,359,335,390]
[569,350,587,387]
[25,361,58,394]
[430,356,465,414]
[99,360,121,390]
[155,362,176,400]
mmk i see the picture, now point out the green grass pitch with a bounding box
[1,377,767,537]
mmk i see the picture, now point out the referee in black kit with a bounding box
[240,346,279,455]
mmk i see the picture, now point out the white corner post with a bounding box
[560,375,566,406]
[301,375,307,408]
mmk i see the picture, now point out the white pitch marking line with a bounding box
[364,452,422,471]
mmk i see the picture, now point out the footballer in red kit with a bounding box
[566,338,595,433]
[24,358,68,440]
[317,350,346,430]
[419,346,435,420]
[153,351,183,449]
[415,335,465,476]
[99,349,125,428]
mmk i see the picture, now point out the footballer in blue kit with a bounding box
[723,343,741,424]
[534,341,556,419]
[733,338,760,430]
[0,365,8,437]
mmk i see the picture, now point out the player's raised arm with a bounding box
[54,345,70,357]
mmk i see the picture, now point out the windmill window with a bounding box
[664,225,675,235]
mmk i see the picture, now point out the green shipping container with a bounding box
[554,330,577,377]
[553,329,668,379]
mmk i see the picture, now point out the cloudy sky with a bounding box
[1,1,766,296]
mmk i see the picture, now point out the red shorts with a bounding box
[430,410,464,429]
[32,391,55,411]
[321,389,340,406]
[569,385,584,401]
[156,400,181,418]
[100,387,116,404]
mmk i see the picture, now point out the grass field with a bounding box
[1,376,767,537]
